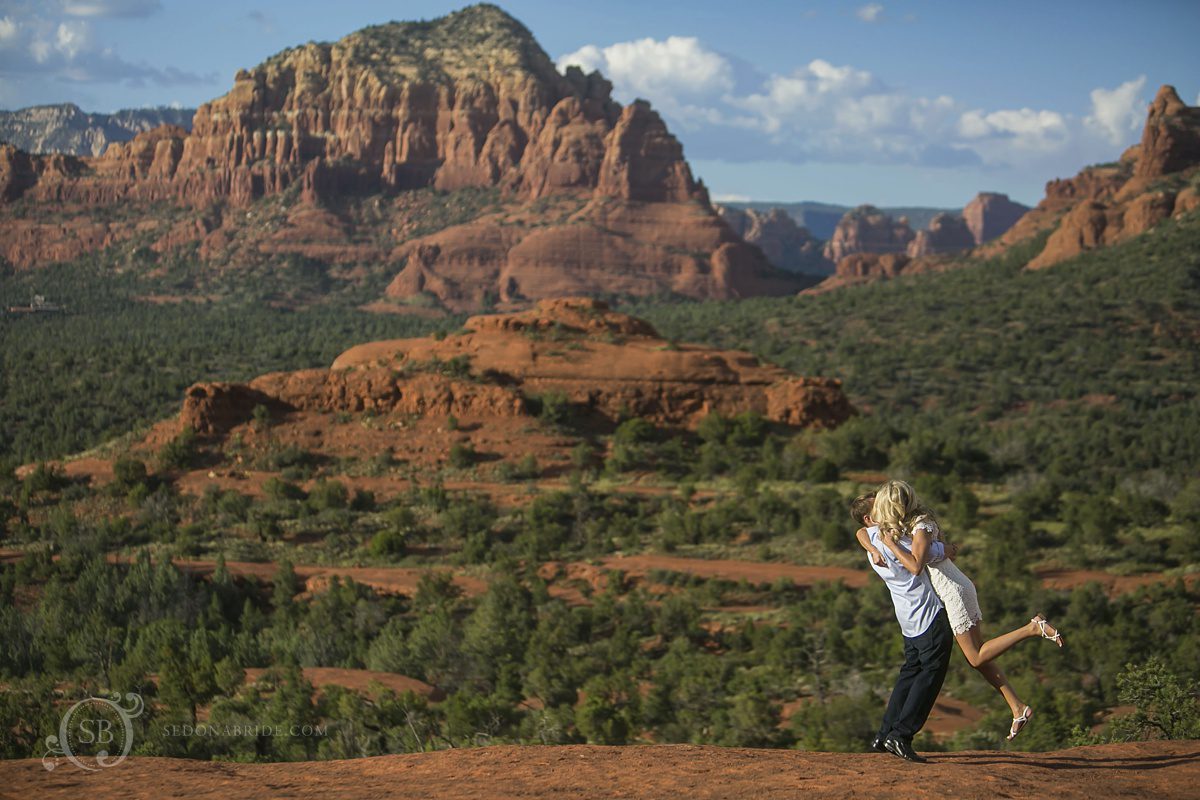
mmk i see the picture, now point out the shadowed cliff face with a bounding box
[0,4,799,308]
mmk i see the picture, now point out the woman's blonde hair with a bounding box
[870,479,935,542]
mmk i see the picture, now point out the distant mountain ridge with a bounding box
[0,103,195,157]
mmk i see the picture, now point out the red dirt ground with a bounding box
[5,741,1196,800]
[1035,568,1200,595]
[598,554,870,589]
[242,667,440,700]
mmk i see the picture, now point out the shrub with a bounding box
[307,479,348,511]
[537,392,573,427]
[613,417,655,446]
[368,528,407,557]
[1086,658,1200,742]
[112,457,149,492]
[158,427,199,470]
[350,488,376,512]
[449,443,477,469]
[806,458,840,484]
[263,476,306,501]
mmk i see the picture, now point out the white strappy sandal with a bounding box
[1034,615,1064,647]
[1007,705,1033,740]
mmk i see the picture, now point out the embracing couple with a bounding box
[851,479,1064,763]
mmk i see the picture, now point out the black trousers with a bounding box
[878,608,954,743]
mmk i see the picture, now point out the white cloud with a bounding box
[958,108,1069,148]
[55,20,88,60]
[711,193,751,203]
[62,1,161,18]
[29,37,51,63]
[558,36,734,100]
[856,3,885,23]
[0,17,18,47]
[559,37,1142,177]
[0,2,210,92]
[1084,76,1147,145]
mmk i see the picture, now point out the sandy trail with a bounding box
[4,741,1196,800]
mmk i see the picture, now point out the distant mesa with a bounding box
[906,212,976,258]
[716,205,834,275]
[181,297,853,438]
[822,204,917,263]
[802,192,1031,294]
[962,192,1029,246]
[0,4,802,308]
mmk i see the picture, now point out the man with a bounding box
[849,493,954,763]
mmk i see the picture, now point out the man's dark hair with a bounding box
[850,493,875,525]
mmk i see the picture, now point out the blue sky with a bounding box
[1,0,1198,206]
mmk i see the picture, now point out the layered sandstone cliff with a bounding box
[0,5,796,306]
[181,298,852,435]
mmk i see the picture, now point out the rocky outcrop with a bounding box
[182,298,852,435]
[992,85,1200,270]
[717,206,833,274]
[0,103,194,158]
[906,213,976,257]
[1133,85,1200,181]
[0,8,700,210]
[383,198,799,311]
[822,206,915,263]
[962,192,1029,245]
[0,5,796,307]
[181,383,291,436]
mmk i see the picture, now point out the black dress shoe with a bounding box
[883,735,928,763]
[869,735,887,752]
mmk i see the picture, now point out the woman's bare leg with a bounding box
[953,615,1059,669]
[960,626,1026,718]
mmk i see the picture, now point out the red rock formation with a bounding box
[962,193,1029,245]
[995,84,1200,270]
[0,5,797,306]
[182,298,852,435]
[822,205,915,263]
[595,101,704,203]
[181,383,290,436]
[907,213,976,257]
[384,199,797,311]
[717,206,833,274]
[1133,85,1200,181]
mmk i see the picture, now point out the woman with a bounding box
[870,479,1063,741]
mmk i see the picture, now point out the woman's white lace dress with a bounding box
[915,518,983,635]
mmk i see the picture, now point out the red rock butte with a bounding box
[181,297,853,437]
[0,4,802,309]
